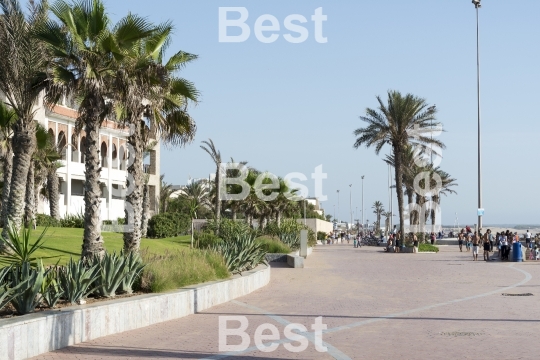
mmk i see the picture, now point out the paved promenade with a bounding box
[34,245,540,359]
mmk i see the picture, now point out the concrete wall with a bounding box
[0,265,270,360]
[297,218,333,235]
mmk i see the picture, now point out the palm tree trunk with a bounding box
[123,119,143,253]
[1,147,13,229]
[277,211,282,227]
[214,166,221,234]
[141,183,149,238]
[1,126,35,243]
[47,170,60,220]
[393,144,405,242]
[81,117,105,258]
[24,164,36,229]
[406,188,414,226]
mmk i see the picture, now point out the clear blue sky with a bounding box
[107,0,540,226]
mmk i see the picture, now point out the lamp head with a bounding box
[472,0,481,8]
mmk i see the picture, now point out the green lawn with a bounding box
[23,227,191,265]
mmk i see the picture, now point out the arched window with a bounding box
[100,141,108,167]
[80,136,86,163]
[57,131,67,160]
[48,129,55,145]
[111,143,118,169]
[71,134,78,162]
[119,146,126,170]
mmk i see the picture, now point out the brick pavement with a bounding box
[32,244,540,359]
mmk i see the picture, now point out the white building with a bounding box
[32,96,161,221]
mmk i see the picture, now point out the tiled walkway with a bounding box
[33,245,540,359]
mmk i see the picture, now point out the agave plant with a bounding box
[58,258,100,304]
[0,266,24,311]
[119,251,146,295]
[90,252,128,298]
[41,266,64,308]
[9,262,46,315]
[279,233,300,250]
[0,224,55,266]
[214,231,267,274]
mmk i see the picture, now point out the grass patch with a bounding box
[419,243,439,252]
[140,249,230,293]
[256,236,292,254]
[15,227,190,265]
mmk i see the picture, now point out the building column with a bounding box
[66,124,72,216]
[107,133,112,221]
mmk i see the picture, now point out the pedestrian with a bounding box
[412,233,419,253]
[458,229,464,252]
[353,235,357,248]
[430,232,435,245]
[395,231,401,253]
[483,232,491,261]
[487,229,494,252]
[501,232,509,261]
[525,230,532,249]
[535,246,540,261]
[472,231,480,261]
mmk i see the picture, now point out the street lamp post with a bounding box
[349,184,352,232]
[473,0,483,230]
[361,176,365,228]
[337,190,340,223]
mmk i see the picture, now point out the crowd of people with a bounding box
[457,227,540,261]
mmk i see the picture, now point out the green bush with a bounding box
[140,249,229,293]
[317,231,327,240]
[419,243,439,253]
[194,232,222,249]
[147,213,190,238]
[36,214,61,227]
[213,231,267,274]
[89,252,128,298]
[8,262,46,315]
[256,236,292,253]
[58,258,100,304]
[60,212,84,228]
[119,251,145,295]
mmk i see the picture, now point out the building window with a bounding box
[70,179,84,196]
[100,141,108,167]
[58,131,67,160]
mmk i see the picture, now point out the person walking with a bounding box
[412,233,419,253]
[525,230,532,249]
[395,231,401,253]
[483,232,491,261]
[501,232,509,261]
[458,229,465,252]
[487,229,494,252]
[430,232,435,245]
[472,231,480,261]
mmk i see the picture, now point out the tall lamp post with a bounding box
[473,0,483,230]
[361,176,365,228]
[349,184,353,232]
[337,189,340,223]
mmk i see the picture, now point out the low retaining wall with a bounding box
[0,265,270,360]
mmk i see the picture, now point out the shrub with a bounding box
[140,249,229,293]
[194,232,222,249]
[58,258,100,304]
[206,218,254,241]
[317,231,327,241]
[119,251,145,295]
[89,252,128,298]
[60,212,84,228]
[41,267,63,308]
[9,262,46,315]
[214,231,267,274]
[36,214,61,227]
[419,244,439,253]
[0,225,52,266]
[0,265,25,311]
[147,213,190,238]
[256,237,292,254]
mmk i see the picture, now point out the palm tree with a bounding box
[353,91,444,238]
[372,201,384,234]
[115,24,199,253]
[383,211,392,235]
[430,168,457,231]
[159,174,173,213]
[24,125,50,228]
[179,180,209,220]
[0,0,49,243]
[201,139,222,232]
[36,0,155,258]
[0,102,16,228]
[33,125,62,220]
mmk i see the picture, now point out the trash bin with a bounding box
[512,242,523,262]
